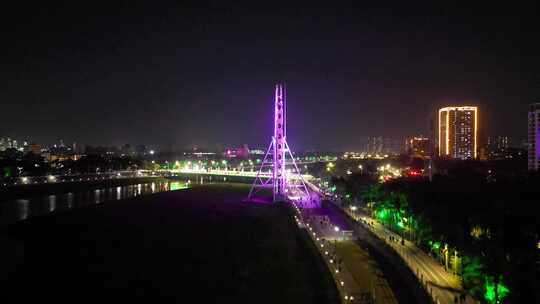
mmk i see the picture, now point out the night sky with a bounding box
[2,3,539,151]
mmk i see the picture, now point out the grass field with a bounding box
[0,183,339,303]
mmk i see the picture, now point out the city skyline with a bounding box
[2,4,539,303]
[0,126,527,153]
[2,3,538,150]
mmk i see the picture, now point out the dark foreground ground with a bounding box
[0,183,339,303]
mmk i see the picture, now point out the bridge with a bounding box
[159,168,315,180]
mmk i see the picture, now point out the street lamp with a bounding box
[453,250,458,275]
[443,244,449,271]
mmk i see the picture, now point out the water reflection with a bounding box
[67,193,73,209]
[170,181,189,191]
[116,186,122,200]
[17,199,29,220]
[0,179,197,226]
[48,195,56,212]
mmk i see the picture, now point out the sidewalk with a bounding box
[347,208,477,304]
[294,204,397,304]
[335,240,397,304]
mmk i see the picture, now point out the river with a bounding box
[0,179,201,226]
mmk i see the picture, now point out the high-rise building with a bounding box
[406,136,430,158]
[365,136,383,156]
[486,136,509,160]
[382,137,391,155]
[368,136,380,155]
[438,106,478,159]
[528,103,540,170]
[365,136,399,156]
[28,143,42,155]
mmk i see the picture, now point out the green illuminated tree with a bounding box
[462,255,485,298]
[484,275,509,304]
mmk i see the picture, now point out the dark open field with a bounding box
[0,183,338,303]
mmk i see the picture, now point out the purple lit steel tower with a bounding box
[273,84,286,201]
[248,84,312,204]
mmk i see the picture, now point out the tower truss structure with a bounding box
[248,84,316,207]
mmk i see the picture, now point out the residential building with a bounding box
[438,106,478,159]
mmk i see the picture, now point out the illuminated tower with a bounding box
[273,84,287,200]
[248,84,314,206]
[438,106,478,159]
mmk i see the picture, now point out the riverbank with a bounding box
[0,176,167,201]
[0,183,339,303]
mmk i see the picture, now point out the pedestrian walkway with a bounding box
[295,205,398,304]
[348,208,476,304]
[335,241,397,304]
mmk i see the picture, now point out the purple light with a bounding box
[273,84,286,201]
[248,84,319,208]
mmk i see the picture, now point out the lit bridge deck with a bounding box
[159,168,314,181]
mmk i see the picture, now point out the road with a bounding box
[296,205,398,304]
[345,207,477,304]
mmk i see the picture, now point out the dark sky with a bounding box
[2,3,539,151]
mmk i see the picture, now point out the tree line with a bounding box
[331,170,540,303]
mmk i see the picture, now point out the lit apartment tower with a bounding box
[486,136,509,160]
[438,106,478,159]
[528,103,540,170]
[406,136,430,158]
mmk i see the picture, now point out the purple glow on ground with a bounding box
[303,207,353,231]
[243,196,273,204]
